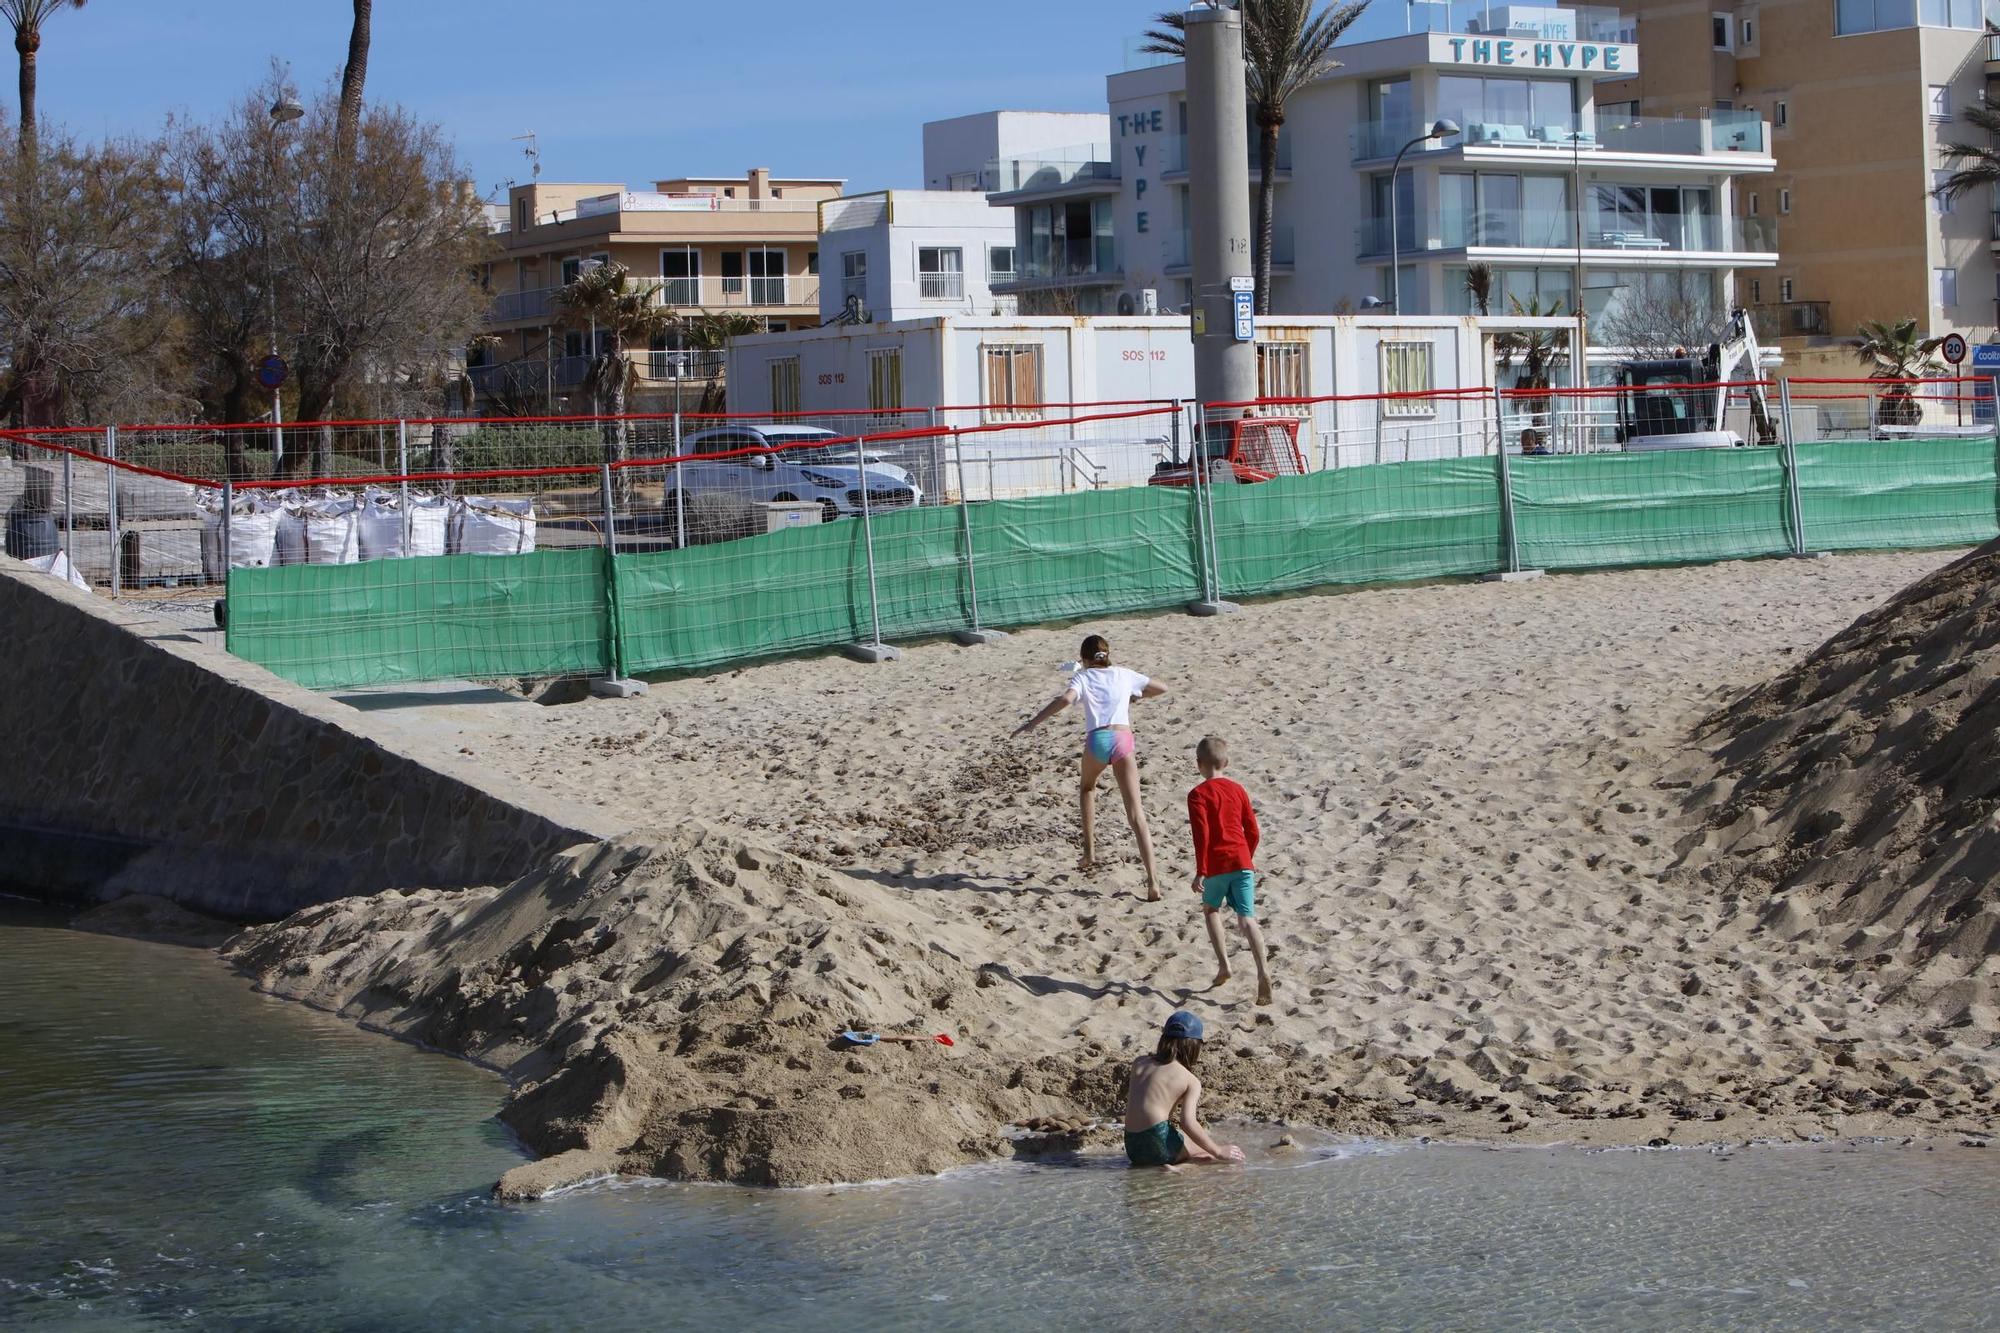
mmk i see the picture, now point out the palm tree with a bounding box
[555,261,676,492]
[336,0,370,165]
[1495,294,1568,437]
[1464,262,1495,317]
[677,310,765,413]
[1143,0,1366,315]
[1848,317,1944,427]
[1,0,84,163]
[1931,104,2000,209]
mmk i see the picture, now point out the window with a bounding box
[1775,100,1789,129]
[807,251,819,276]
[515,199,529,232]
[1751,278,1763,303]
[721,250,744,297]
[1255,341,1310,413]
[981,344,1044,421]
[1779,188,1792,214]
[560,256,582,286]
[1712,13,1733,49]
[989,245,1016,280]
[1435,74,1578,144]
[659,247,700,305]
[1935,266,1958,307]
[1929,85,1951,120]
[1748,191,1759,215]
[841,251,868,306]
[769,357,800,414]
[1780,277,1795,302]
[1380,342,1434,415]
[918,246,965,301]
[1741,16,1756,44]
[1836,0,1926,34]
[868,349,903,413]
[1919,0,1982,25]
[1934,171,1955,214]
[747,247,786,305]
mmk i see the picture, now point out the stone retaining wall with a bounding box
[0,559,621,919]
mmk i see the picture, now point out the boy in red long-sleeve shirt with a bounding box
[1187,735,1273,1006]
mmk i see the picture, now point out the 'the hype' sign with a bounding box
[1430,33,1636,72]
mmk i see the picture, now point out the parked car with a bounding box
[670,425,921,524]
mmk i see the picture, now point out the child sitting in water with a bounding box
[1123,1010,1244,1168]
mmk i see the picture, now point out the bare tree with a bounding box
[0,118,183,426]
[0,0,83,164]
[1595,283,1723,360]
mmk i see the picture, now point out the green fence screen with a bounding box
[227,547,612,690]
[1793,437,2000,553]
[225,438,2000,691]
[1206,457,1506,597]
[1511,448,1795,571]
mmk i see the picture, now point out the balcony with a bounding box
[1356,208,1777,258]
[1001,237,1122,290]
[986,143,1119,200]
[1462,4,1636,43]
[1749,301,1832,340]
[562,192,820,222]
[1352,110,1767,163]
[1987,31,2000,65]
[1161,128,1294,179]
[486,276,821,324]
[469,349,726,397]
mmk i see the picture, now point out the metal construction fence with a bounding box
[2,377,1994,691]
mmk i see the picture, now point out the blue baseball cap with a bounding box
[1162,1009,1204,1041]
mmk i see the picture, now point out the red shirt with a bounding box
[1188,776,1260,877]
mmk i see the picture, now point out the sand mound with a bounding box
[1686,541,2000,1028]
[227,826,1095,1191]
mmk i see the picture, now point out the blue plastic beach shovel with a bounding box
[840,1030,955,1047]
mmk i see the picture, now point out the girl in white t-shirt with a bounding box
[1013,633,1167,899]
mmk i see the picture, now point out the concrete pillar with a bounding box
[1185,3,1258,413]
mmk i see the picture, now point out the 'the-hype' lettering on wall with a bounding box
[1117,108,1164,235]
[1443,37,1626,69]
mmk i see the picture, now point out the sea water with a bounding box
[3,901,1996,1332]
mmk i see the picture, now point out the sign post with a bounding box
[257,354,289,471]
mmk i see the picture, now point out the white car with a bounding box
[669,425,921,524]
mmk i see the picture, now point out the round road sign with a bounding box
[257,354,289,389]
[1940,332,1968,365]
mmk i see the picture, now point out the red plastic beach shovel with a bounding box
[840,1030,955,1048]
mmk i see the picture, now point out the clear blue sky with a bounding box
[37,0,1411,196]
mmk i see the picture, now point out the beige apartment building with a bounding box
[473,168,842,409]
[1597,0,1994,371]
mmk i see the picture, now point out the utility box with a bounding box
[763,500,824,533]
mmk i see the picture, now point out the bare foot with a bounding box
[1144,884,1162,902]
[1211,968,1231,988]
[1256,978,1273,1006]
[1077,854,1096,874]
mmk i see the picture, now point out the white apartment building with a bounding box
[989,6,1779,359]
[817,191,1021,323]
[922,110,1113,192]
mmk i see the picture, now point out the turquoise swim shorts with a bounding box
[1201,869,1256,917]
[1124,1120,1186,1167]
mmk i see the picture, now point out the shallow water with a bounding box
[3,903,1997,1332]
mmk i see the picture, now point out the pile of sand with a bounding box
[1683,542,2000,1032]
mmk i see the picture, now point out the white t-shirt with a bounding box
[1068,665,1150,732]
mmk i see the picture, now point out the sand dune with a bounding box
[230,549,1999,1186]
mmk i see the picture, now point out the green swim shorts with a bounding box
[1201,869,1257,918]
[1124,1120,1186,1167]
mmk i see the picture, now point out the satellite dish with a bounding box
[1117,293,1135,316]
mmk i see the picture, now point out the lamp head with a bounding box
[1428,118,1460,139]
[270,96,305,125]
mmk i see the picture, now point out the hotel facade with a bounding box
[1595,0,1998,365]
[989,7,1777,369]
[471,169,842,409]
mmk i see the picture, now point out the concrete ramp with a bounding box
[0,559,622,919]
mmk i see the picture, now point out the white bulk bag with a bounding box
[26,549,90,592]
[273,497,308,567]
[199,496,281,577]
[452,496,536,555]
[355,494,406,561]
[301,497,360,565]
[405,495,451,558]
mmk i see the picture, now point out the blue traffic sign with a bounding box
[256,354,288,390]
[1971,342,2000,370]
[1232,290,1254,343]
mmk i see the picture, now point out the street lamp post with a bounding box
[267,95,303,469]
[1568,128,1589,394]
[1388,118,1459,313]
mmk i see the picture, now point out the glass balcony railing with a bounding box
[1013,237,1120,282]
[1462,4,1636,42]
[1987,31,2000,60]
[986,144,1118,195]
[1749,301,1831,340]
[1356,209,1777,256]
[1163,128,1294,175]
[1352,110,1766,161]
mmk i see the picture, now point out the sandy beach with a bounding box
[229,548,1999,1186]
